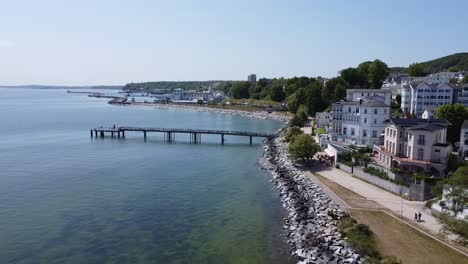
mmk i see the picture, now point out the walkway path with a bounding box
[304,165,442,234]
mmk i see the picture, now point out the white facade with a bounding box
[401,82,453,116]
[315,112,331,129]
[171,88,222,102]
[460,120,468,159]
[330,99,390,147]
[374,118,451,176]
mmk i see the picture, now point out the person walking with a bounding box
[414,212,418,221]
[418,212,422,222]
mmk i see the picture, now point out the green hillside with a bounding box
[390,52,468,74]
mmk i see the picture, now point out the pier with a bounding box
[90,126,276,144]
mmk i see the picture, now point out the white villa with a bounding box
[400,81,454,116]
[373,118,452,176]
[315,112,331,129]
[330,98,390,148]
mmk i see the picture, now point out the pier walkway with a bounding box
[90,126,276,144]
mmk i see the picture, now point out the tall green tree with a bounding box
[305,81,325,116]
[435,104,468,143]
[340,67,368,87]
[288,134,321,162]
[287,88,307,113]
[270,81,286,102]
[408,63,426,77]
[357,61,373,77]
[231,81,251,99]
[368,59,390,88]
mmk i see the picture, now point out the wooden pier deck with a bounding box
[90,126,276,144]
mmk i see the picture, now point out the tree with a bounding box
[435,104,468,143]
[305,81,325,116]
[231,81,251,99]
[448,66,460,72]
[285,126,303,142]
[463,76,468,84]
[340,67,368,87]
[288,134,321,162]
[270,81,285,102]
[357,61,372,77]
[322,77,349,103]
[445,165,468,212]
[289,104,309,127]
[408,63,426,77]
[287,88,307,113]
[368,59,389,88]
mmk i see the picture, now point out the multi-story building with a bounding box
[373,118,452,176]
[247,74,257,83]
[400,81,454,116]
[315,112,331,129]
[453,84,468,106]
[330,99,390,147]
[459,120,468,159]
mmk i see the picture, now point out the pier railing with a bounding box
[90,126,276,144]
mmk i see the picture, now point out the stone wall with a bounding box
[352,166,410,196]
[337,163,353,174]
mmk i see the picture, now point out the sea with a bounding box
[0,88,293,264]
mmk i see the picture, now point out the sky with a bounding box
[1,0,467,86]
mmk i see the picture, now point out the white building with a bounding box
[315,112,331,129]
[373,118,452,176]
[400,81,454,116]
[171,87,223,102]
[459,120,468,159]
[330,99,390,147]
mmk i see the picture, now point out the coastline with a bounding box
[114,102,292,123]
[259,131,363,264]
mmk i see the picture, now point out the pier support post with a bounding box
[221,134,224,144]
[90,129,93,138]
[117,132,120,138]
[111,132,114,138]
[122,131,125,138]
[250,136,252,145]
[194,133,197,144]
[95,130,98,137]
[144,131,147,140]
[100,131,104,138]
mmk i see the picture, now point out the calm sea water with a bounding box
[0,88,292,264]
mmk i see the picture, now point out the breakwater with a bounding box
[260,134,363,264]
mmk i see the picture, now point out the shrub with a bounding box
[382,256,403,264]
[346,224,380,258]
[439,213,468,242]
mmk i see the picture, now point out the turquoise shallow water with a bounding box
[0,88,292,263]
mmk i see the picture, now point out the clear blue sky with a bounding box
[1,0,467,85]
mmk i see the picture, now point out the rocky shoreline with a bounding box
[260,133,363,264]
[122,102,292,123]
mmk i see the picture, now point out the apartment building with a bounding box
[315,112,331,129]
[373,118,451,176]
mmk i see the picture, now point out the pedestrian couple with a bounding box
[414,211,422,222]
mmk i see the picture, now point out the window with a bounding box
[364,117,367,123]
[384,108,387,114]
[418,135,425,145]
[364,108,367,114]
[343,127,347,135]
[374,119,377,124]
[351,128,355,136]
[399,131,403,138]
[356,108,359,113]
[363,129,367,137]
[348,107,351,112]
[374,109,378,114]
[417,149,424,160]
[372,130,377,138]
[434,149,440,153]
[362,140,366,145]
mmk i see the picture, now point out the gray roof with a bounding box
[386,117,451,131]
[347,88,391,93]
[462,120,468,129]
[334,99,388,107]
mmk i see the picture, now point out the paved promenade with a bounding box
[306,165,442,234]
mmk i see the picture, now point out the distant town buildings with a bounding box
[247,74,257,83]
[373,118,452,176]
[459,120,468,159]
